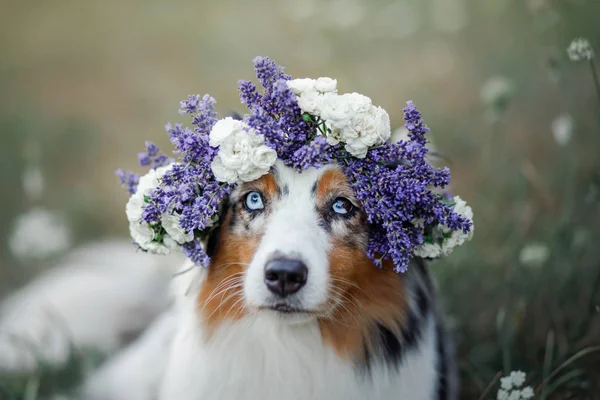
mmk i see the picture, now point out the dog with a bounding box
[152,160,458,400]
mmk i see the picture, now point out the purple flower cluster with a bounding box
[341,102,471,272]
[118,56,472,272]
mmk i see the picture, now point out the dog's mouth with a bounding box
[260,303,313,314]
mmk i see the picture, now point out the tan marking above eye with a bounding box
[315,168,357,206]
[241,173,279,201]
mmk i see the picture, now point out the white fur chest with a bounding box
[158,306,439,400]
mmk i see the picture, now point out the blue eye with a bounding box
[332,198,353,215]
[244,191,264,211]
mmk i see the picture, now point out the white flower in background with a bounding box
[551,113,574,146]
[413,196,474,258]
[497,371,534,400]
[126,164,194,255]
[481,76,515,108]
[567,38,594,61]
[519,242,550,268]
[9,208,71,262]
[209,119,277,184]
[431,0,468,34]
[22,165,45,201]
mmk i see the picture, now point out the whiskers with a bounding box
[199,262,252,323]
[318,277,369,328]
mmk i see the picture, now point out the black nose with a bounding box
[264,259,308,297]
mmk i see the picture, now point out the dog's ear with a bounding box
[203,196,231,258]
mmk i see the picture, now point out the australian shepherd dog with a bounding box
[154,160,457,400]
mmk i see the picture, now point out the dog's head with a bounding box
[198,160,408,345]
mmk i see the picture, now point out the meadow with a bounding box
[0,0,599,398]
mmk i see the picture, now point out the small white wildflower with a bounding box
[551,113,574,146]
[22,165,45,201]
[500,376,514,390]
[497,389,509,400]
[9,208,71,261]
[507,391,521,400]
[497,371,535,400]
[481,76,515,109]
[567,38,594,61]
[520,387,535,399]
[519,242,550,268]
[286,78,316,95]
[314,77,337,93]
[210,121,277,184]
[510,371,527,387]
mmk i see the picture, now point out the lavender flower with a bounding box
[115,169,139,195]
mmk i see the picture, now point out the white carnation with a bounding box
[211,123,277,184]
[251,145,278,171]
[314,77,338,93]
[287,78,316,95]
[318,92,353,129]
[440,196,474,255]
[342,105,391,158]
[297,90,323,114]
[345,92,372,113]
[211,157,239,184]
[209,117,244,147]
[125,163,185,255]
[129,220,155,249]
[413,242,444,259]
[125,193,145,222]
[161,212,194,244]
[413,196,474,258]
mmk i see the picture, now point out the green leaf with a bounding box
[302,113,313,122]
[143,195,150,203]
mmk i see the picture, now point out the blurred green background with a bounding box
[1,0,599,398]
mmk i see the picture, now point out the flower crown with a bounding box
[116,56,473,273]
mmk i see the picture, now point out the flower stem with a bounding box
[590,59,600,110]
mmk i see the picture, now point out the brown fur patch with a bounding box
[319,243,408,362]
[196,202,260,339]
[245,173,279,200]
[316,168,351,203]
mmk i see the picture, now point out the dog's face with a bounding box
[198,160,406,342]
